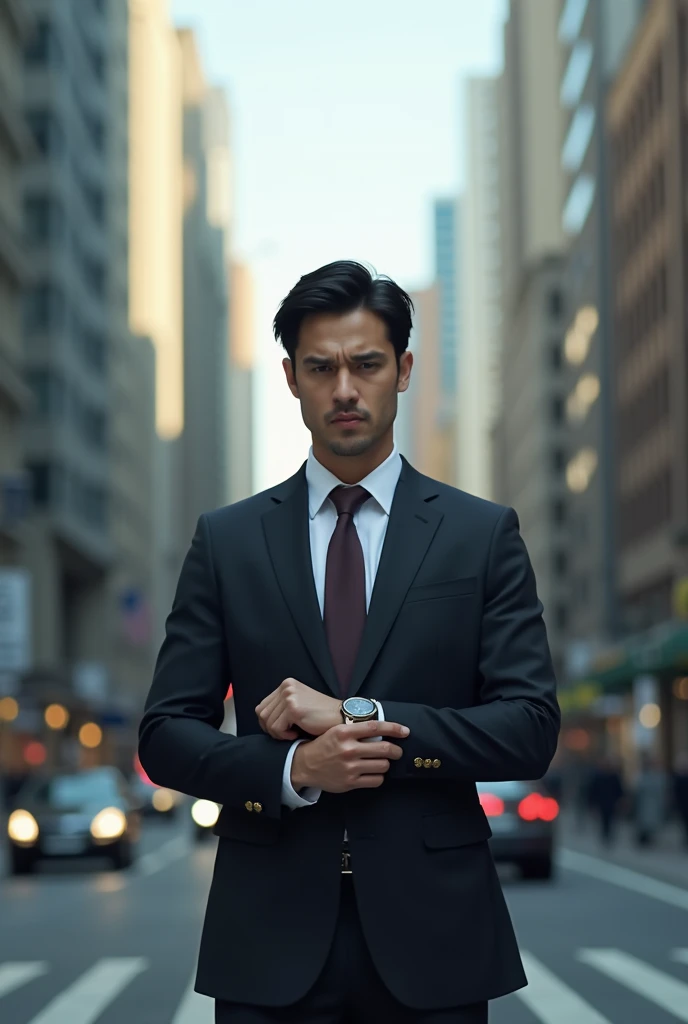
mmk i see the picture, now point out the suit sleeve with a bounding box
[383,506,560,783]
[138,514,290,821]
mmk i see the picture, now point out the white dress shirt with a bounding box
[281,444,402,809]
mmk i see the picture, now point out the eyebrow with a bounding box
[302,350,388,367]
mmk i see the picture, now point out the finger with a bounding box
[350,774,385,789]
[357,742,403,760]
[343,721,410,740]
[353,759,390,775]
[255,692,280,719]
[266,707,296,740]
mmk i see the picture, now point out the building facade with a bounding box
[128,0,184,645]
[607,0,688,762]
[457,77,502,501]
[557,0,648,672]
[178,30,230,543]
[21,0,114,693]
[494,0,569,678]
[0,0,31,571]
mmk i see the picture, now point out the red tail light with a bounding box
[518,793,559,822]
[479,792,505,817]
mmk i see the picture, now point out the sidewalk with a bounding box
[559,810,688,889]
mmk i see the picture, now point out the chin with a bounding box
[328,437,374,457]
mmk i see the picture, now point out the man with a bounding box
[139,261,560,1023]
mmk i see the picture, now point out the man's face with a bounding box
[283,308,412,459]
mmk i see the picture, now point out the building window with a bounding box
[563,174,596,235]
[24,19,62,66]
[23,284,65,333]
[562,105,596,173]
[547,289,564,319]
[552,448,567,473]
[561,38,594,108]
[559,0,589,44]
[551,396,565,425]
[553,550,568,578]
[551,342,563,370]
[555,604,568,631]
[24,196,64,243]
[26,110,64,157]
[552,498,567,525]
[27,463,51,506]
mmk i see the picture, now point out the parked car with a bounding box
[130,774,182,821]
[6,766,142,875]
[190,798,220,842]
[477,780,559,880]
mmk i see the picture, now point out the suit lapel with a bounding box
[261,465,339,697]
[348,459,444,697]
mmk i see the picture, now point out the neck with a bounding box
[312,433,394,484]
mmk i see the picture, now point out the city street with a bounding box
[1,814,688,1023]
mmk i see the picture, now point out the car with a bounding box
[476,780,559,880]
[6,766,142,875]
[130,773,182,821]
[190,798,220,842]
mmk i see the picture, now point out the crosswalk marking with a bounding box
[171,976,214,1023]
[673,949,688,965]
[559,848,688,913]
[579,949,688,1022]
[138,835,189,877]
[26,957,148,1024]
[0,962,48,999]
[517,952,613,1023]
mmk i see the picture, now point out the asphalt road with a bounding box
[1,814,688,1023]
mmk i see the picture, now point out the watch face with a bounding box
[343,697,375,717]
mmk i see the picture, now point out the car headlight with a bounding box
[8,809,39,846]
[191,799,219,828]
[90,807,126,841]
[152,788,175,812]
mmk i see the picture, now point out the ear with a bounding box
[283,357,299,398]
[397,351,413,394]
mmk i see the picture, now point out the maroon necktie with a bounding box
[324,485,370,696]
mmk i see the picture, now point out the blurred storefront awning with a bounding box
[571,620,688,691]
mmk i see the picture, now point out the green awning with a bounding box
[573,620,688,691]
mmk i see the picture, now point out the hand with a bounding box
[256,678,341,740]
[291,720,410,794]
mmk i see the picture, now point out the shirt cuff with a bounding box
[281,739,321,809]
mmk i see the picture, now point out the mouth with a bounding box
[331,414,364,425]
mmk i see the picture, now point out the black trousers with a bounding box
[215,877,488,1023]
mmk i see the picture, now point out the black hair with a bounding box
[273,260,414,365]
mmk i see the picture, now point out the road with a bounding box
[1,814,688,1023]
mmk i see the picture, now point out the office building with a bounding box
[178,30,230,542]
[21,0,115,693]
[228,260,255,502]
[493,0,569,677]
[128,0,184,644]
[457,77,502,501]
[557,0,648,670]
[0,0,31,569]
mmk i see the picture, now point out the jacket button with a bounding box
[433,759,441,768]
[253,802,263,814]
[413,757,423,768]
[245,800,253,812]
[423,759,432,768]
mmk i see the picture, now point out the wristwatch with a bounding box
[340,696,378,724]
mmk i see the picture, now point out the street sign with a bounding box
[0,568,31,673]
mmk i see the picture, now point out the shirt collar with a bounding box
[306,445,402,520]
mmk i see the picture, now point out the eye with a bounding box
[311,365,332,373]
[359,362,379,370]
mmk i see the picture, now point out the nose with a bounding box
[332,366,359,405]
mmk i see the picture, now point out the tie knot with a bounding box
[330,485,370,518]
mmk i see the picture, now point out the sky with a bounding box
[170,0,507,489]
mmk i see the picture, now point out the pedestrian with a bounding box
[633,753,667,847]
[588,755,625,846]
[139,261,560,1023]
[673,751,688,847]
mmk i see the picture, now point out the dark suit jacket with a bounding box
[138,457,560,1009]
